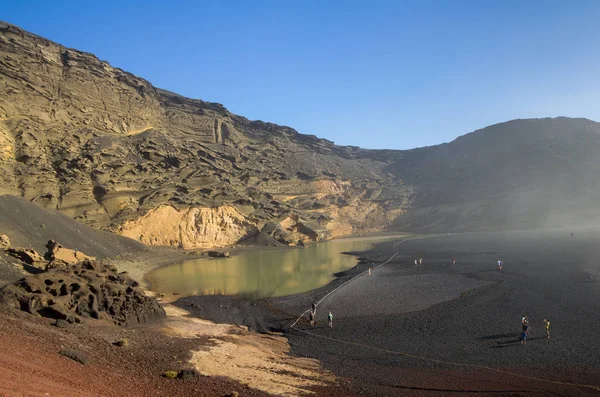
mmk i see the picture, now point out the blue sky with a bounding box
[3,1,600,149]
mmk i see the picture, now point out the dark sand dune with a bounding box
[0,194,145,257]
[0,194,146,286]
[279,228,600,395]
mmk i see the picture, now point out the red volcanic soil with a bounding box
[0,307,269,397]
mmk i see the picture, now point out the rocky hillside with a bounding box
[0,21,410,248]
[1,21,600,247]
[387,117,600,232]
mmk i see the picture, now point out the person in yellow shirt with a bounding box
[543,319,550,339]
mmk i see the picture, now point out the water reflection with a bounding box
[146,236,400,299]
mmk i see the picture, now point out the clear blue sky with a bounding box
[3,1,600,149]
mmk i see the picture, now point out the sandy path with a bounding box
[161,304,335,396]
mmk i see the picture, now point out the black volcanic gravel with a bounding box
[281,228,600,394]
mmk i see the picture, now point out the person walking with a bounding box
[327,311,333,329]
[312,302,316,314]
[309,309,315,327]
[414,259,418,267]
[543,319,551,339]
[521,315,530,344]
[419,257,423,266]
[521,324,529,345]
[452,257,456,266]
[497,260,503,270]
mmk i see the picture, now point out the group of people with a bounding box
[521,315,551,345]
[413,257,457,267]
[308,302,334,329]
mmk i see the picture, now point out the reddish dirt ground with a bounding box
[0,308,269,397]
[1,305,599,397]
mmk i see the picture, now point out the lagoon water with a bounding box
[146,236,401,299]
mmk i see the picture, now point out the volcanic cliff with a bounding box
[2,21,600,248]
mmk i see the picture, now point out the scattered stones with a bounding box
[59,348,90,365]
[0,259,166,326]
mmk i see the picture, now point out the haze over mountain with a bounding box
[1,21,599,249]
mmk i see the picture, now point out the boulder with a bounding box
[44,240,96,270]
[260,222,294,245]
[59,348,90,365]
[238,231,284,247]
[177,369,201,380]
[53,319,70,328]
[0,234,10,249]
[113,338,129,347]
[6,247,44,265]
[207,251,230,258]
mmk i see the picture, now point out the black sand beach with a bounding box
[276,228,600,395]
[182,227,600,395]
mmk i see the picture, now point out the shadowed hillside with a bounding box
[1,21,600,245]
[386,117,600,231]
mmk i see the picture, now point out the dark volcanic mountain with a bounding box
[1,21,599,248]
[388,117,600,232]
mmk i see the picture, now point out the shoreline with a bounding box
[168,228,600,395]
[97,232,411,395]
[168,235,415,334]
[128,231,409,301]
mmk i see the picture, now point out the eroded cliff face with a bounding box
[118,205,258,249]
[0,22,410,248]
[4,22,600,246]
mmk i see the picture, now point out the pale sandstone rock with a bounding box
[44,240,96,270]
[0,234,10,248]
[6,247,44,265]
[118,205,258,249]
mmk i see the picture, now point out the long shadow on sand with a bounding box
[477,333,519,341]
[379,382,560,395]
[489,336,548,349]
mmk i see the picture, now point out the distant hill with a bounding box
[1,21,599,246]
[386,117,600,231]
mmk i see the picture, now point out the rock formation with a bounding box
[6,247,44,266]
[0,21,409,247]
[0,259,165,326]
[44,239,96,270]
[0,234,9,249]
[2,21,600,241]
